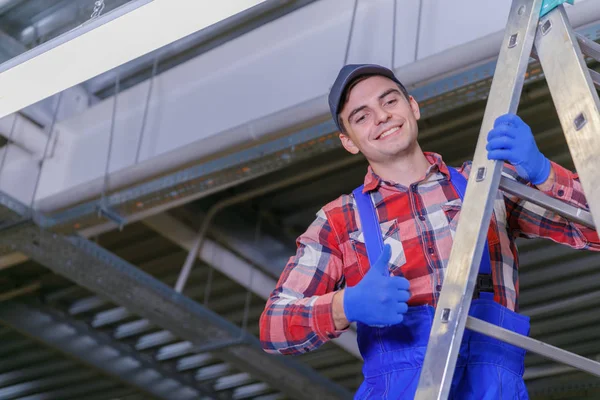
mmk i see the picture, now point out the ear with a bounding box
[339,133,360,155]
[408,96,421,121]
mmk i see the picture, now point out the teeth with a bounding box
[380,126,399,139]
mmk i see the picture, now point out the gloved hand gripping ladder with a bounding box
[414,0,600,398]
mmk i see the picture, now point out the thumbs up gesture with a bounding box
[343,244,411,327]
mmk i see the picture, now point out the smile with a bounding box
[377,125,402,140]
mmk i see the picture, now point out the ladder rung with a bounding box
[589,68,600,89]
[574,33,600,88]
[465,316,600,378]
[499,176,595,229]
[576,33,600,62]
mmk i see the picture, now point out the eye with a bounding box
[385,99,397,106]
[356,114,366,123]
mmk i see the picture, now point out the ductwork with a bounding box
[25,0,600,229]
[0,113,52,158]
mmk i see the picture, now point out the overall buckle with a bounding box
[473,274,494,299]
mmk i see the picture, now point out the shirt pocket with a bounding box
[441,199,500,246]
[441,199,462,236]
[349,219,406,277]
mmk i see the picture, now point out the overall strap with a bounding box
[447,167,492,276]
[352,168,494,299]
[352,185,385,264]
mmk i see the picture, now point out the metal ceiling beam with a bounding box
[0,192,352,400]
[0,251,27,270]
[0,29,92,127]
[143,212,363,360]
[0,0,316,99]
[0,0,267,120]
[0,301,217,400]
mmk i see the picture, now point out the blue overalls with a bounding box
[351,168,530,399]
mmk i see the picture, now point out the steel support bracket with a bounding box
[96,200,126,230]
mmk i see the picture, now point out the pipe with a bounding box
[174,154,360,292]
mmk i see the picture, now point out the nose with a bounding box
[374,106,391,125]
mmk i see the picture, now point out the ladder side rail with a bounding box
[414,1,544,398]
[534,5,600,231]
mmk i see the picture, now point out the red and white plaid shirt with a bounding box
[259,152,600,355]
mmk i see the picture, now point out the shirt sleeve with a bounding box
[504,161,600,250]
[259,208,348,355]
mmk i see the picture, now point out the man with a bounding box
[259,64,600,399]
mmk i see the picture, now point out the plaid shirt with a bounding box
[260,152,600,355]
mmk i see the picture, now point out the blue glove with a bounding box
[343,244,410,327]
[486,113,551,185]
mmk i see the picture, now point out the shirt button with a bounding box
[557,189,565,196]
[419,215,426,221]
[436,284,442,292]
[428,247,434,254]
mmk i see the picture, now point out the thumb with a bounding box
[370,243,392,277]
[494,113,519,129]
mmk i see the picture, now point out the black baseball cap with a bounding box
[328,64,405,132]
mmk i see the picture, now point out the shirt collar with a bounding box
[362,152,451,193]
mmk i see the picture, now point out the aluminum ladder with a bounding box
[414,0,600,398]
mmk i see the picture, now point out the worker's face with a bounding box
[338,75,421,163]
